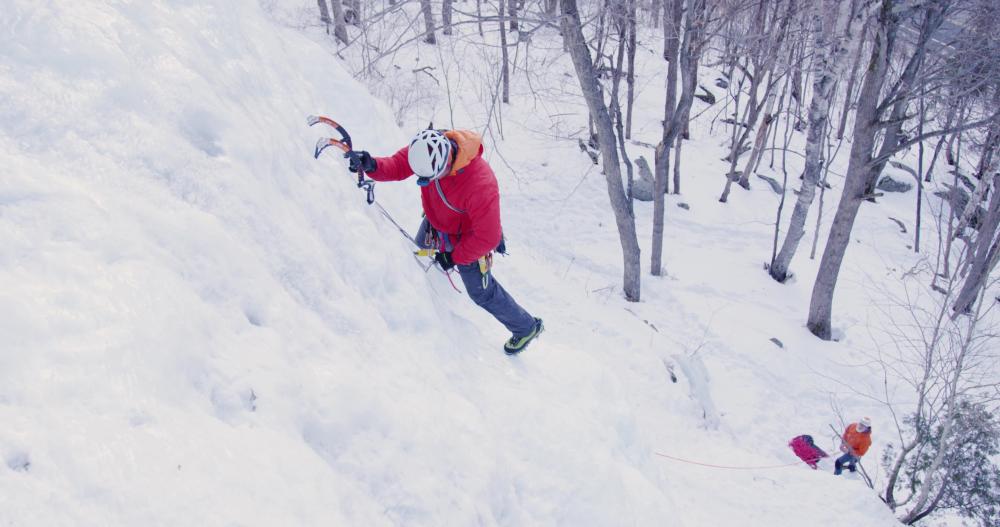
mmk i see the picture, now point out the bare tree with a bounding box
[421,0,437,44]
[651,0,683,276]
[625,0,638,139]
[478,0,485,36]
[769,0,862,283]
[873,240,1000,525]
[836,17,869,140]
[562,0,642,301]
[500,0,511,103]
[807,0,1000,339]
[718,0,796,203]
[651,0,710,276]
[953,174,1000,314]
[443,0,454,35]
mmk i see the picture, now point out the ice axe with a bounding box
[308,115,375,205]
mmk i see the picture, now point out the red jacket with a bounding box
[368,130,502,265]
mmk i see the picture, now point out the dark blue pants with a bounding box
[415,219,535,337]
[834,453,858,475]
[456,262,536,337]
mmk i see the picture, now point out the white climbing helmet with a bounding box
[408,129,453,181]
[858,417,872,431]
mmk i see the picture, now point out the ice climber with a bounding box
[834,417,872,475]
[345,128,544,354]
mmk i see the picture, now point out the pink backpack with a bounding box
[789,435,829,469]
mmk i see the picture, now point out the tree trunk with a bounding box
[329,0,349,44]
[738,96,776,188]
[952,174,1000,314]
[562,0,641,301]
[673,127,683,193]
[719,68,748,203]
[924,131,948,182]
[808,0,896,340]
[770,67,795,269]
[317,0,332,27]
[443,0,453,35]
[836,20,867,139]
[421,0,437,44]
[625,0,637,139]
[770,1,847,282]
[940,124,966,280]
[348,0,361,26]
[477,0,484,37]
[662,0,673,59]
[500,0,510,103]
[673,0,701,187]
[509,0,519,31]
[546,0,558,16]
[915,88,925,253]
[652,0,682,276]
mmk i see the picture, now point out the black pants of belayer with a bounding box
[416,219,535,337]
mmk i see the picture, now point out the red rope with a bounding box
[443,269,463,293]
[654,452,800,470]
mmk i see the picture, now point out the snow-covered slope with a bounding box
[1,2,905,526]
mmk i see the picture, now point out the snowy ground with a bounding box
[0,1,967,525]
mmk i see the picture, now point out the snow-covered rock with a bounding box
[876,175,913,193]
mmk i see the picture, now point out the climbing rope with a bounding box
[654,451,800,470]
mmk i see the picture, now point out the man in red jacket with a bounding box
[346,128,543,354]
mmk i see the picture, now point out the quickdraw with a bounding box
[478,254,492,289]
[308,115,376,205]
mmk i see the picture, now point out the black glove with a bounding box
[345,150,377,174]
[435,251,455,271]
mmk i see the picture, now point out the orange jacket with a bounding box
[843,423,872,457]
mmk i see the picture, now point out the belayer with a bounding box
[346,128,544,354]
[834,417,872,476]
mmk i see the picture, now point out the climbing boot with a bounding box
[504,318,544,355]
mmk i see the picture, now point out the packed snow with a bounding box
[0,1,944,525]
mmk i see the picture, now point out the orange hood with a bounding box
[444,130,483,176]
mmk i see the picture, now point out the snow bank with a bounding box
[0,2,450,524]
[0,1,905,526]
